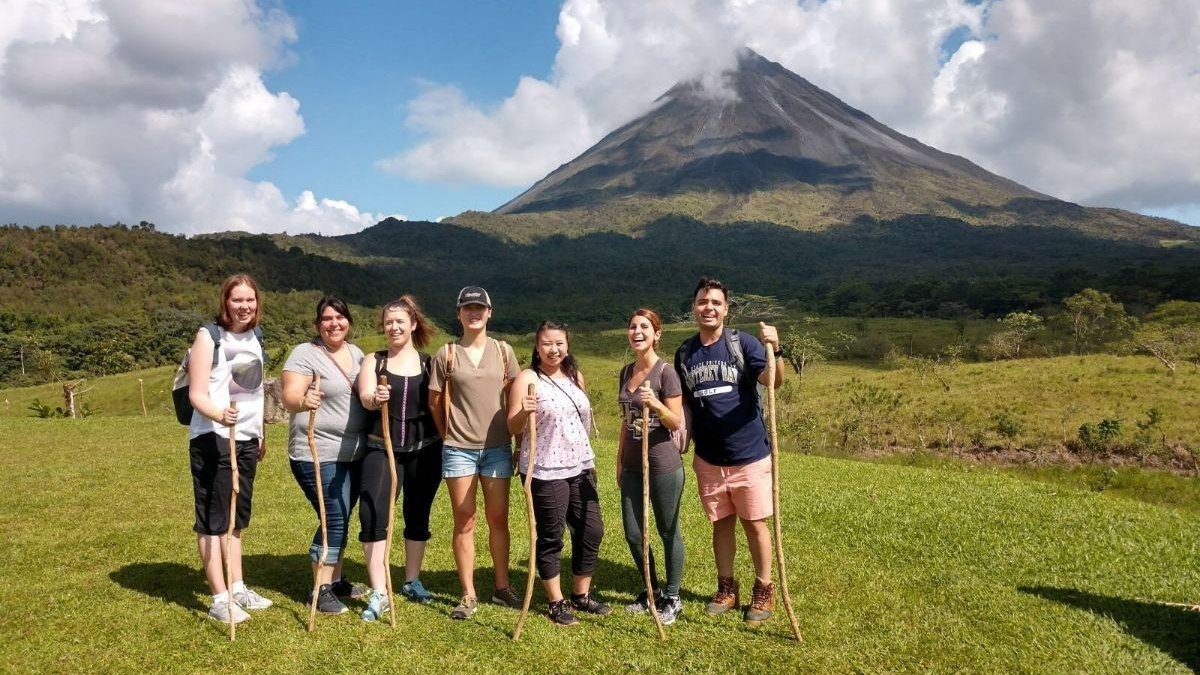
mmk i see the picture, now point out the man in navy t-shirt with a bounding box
[675,276,785,628]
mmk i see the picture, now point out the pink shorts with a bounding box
[692,454,773,522]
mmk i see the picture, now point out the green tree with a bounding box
[1059,289,1134,354]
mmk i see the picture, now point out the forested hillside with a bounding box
[3,218,1200,388]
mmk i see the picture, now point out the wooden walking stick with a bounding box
[225,418,239,641]
[642,393,666,640]
[512,382,539,641]
[138,378,147,416]
[379,373,402,628]
[306,374,329,632]
[766,354,802,641]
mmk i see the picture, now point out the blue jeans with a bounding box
[289,459,360,564]
[442,444,513,479]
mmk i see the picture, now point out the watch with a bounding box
[773,349,783,358]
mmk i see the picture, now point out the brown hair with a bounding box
[627,308,663,347]
[692,276,729,302]
[216,273,262,330]
[378,294,432,349]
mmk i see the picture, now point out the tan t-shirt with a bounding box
[429,339,520,449]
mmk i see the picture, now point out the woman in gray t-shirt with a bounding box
[616,308,687,625]
[281,296,369,615]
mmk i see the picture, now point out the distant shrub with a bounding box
[991,411,1024,446]
[27,398,99,418]
[1077,418,1122,453]
[838,378,903,450]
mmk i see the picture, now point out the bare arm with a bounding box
[187,329,230,423]
[756,321,785,389]
[506,369,537,436]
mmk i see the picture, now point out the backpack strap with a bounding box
[724,328,745,375]
[494,338,514,386]
[674,336,695,394]
[441,342,456,432]
[204,323,222,367]
[253,326,269,366]
[420,352,432,377]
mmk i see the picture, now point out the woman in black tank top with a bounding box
[355,295,443,621]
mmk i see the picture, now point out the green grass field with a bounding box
[2,416,1199,672]
[2,337,1198,673]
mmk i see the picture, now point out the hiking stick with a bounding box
[380,376,400,628]
[766,355,802,641]
[306,374,328,632]
[225,419,239,641]
[642,397,665,640]
[138,378,147,416]
[513,382,538,641]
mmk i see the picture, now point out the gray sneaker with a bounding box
[450,595,478,620]
[312,583,348,615]
[656,595,684,625]
[208,601,250,623]
[361,590,391,622]
[491,586,522,609]
[232,587,273,611]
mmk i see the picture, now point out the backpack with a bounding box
[171,323,267,425]
[441,338,514,433]
[674,328,764,419]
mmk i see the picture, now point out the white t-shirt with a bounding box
[189,327,265,441]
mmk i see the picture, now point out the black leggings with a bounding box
[358,441,443,542]
[530,470,604,580]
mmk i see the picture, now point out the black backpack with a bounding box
[171,323,267,425]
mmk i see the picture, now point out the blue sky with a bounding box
[2,0,1198,232]
[250,1,563,221]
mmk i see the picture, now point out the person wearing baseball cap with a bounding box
[429,286,521,620]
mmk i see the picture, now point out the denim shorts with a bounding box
[442,444,513,479]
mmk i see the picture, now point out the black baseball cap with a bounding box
[456,286,492,308]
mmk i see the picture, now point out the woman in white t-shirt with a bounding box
[186,273,271,624]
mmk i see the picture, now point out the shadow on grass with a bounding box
[1020,585,1199,673]
[110,562,208,612]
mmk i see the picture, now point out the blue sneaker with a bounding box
[401,578,433,604]
[361,590,391,622]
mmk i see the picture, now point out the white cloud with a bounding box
[382,0,1200,225]
[0,0,383,234]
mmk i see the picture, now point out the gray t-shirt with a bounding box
[618,359,684,475]
[283,341,368,463]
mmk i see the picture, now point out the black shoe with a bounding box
[313,583,348,615]
[330,577,368,599]
[624,588,664,615]
[548,599,579,626]
[570,592,612,616]
[656,595,684,625]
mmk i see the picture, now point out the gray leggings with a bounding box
[619,467,685,598]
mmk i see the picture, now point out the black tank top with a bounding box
[368,351,437,452]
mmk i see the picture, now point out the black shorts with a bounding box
[189,432,259,535]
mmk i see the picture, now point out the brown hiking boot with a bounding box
[743,579,776,627]
[705,576,739,616]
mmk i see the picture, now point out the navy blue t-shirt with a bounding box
[676,330,769,466]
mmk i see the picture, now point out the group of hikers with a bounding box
[186,273,786,629]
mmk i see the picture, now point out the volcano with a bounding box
[459,50,1193,245]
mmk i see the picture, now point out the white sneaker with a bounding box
[233,587,274,610]
[208,602,251,623]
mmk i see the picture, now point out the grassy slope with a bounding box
[0,415,1196,674]
[1,348,1198,673]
